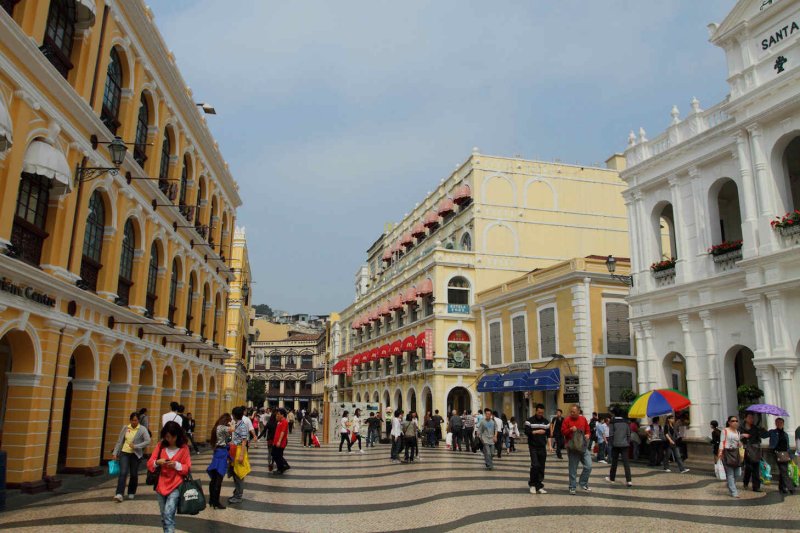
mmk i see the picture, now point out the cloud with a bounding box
[149,0,735,312]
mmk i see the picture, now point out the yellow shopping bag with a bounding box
[233,445,251,479]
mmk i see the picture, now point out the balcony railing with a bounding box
[10,218,47,266]
[80,256,102,292]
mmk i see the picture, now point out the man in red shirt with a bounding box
[272,408,291,474]
[561,404,592,495]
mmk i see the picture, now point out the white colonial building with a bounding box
[621,0,800,438]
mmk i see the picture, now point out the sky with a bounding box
[148,0,736,315]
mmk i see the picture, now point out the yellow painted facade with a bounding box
[330,151,629,419]
[0,1,245,488]
[475,256,637,419]
[221,227,252,413]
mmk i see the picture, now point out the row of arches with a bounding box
[350,385,475,417]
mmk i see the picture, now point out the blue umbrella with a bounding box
[745,404,789,417]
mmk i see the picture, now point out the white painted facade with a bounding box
[621,0,800,437]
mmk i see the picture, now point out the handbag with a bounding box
[775,450,791,463]
[177,473,207,515]
[714,460,727,481]
[745,443,762,462]
[146,444,162,488]
[233,445,251,479]
[759,459,772,484]
[723,448,741,468]
[108,460,120,476]
[567,430,585,453]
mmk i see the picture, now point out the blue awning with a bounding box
[477,368,560,393]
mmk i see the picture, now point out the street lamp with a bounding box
[605,255,633,287]
[75,135,129,184]
[196,102,216,115]
[241,282,250,301]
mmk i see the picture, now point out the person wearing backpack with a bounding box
[604,409,633,487]
[301,413,314,448]
[561,404,592,495]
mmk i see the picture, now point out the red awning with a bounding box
[453,183,472,205]
[416,332,426,349]
[379,344,391,358]
[382,248,392,262]
[370,308,381,322]
[392,241,402,253]
[379,301,391,317]
[423,211,440,228]
[401,232,413,246]
[390,340,403,356]
[402,335,417,352]
[389,294,403,310]
[402,286,417,304]
[369,348,380,361]
[437,197,455,216]
[417,278,433,295]
[411,222,426,238]
[332,360,345,374]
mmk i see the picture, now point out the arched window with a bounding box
[101,48,123,134]
[158,133,171,195]
[10,173,51,266]
[168,258,179,324]
[460,233,472,251]
[447,276,470,309]
[212,293,221,343]
[447,330,471,369]
[80,191,105,291]
[41,0,76,78]
[133,95,149,166]
[654,203,677,262]
[200,285,209,339]
[782,136,800,212]
[179,156,189,207]
[270,354,281,369]
[286,354,296,368]
[710,179,742,246]
[185,274,195,331]
[145,242,159,317]
[301,354,313,369]
[117,219,135,305]
[194,178,205,230]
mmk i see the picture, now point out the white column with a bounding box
[754,366,778,413]
[735,131,759,256]
[688,167,709,256]
[623,193,641,289]
[642,321,660,390]
[634,192,654,292]
[668,175,691,283]
[747,124,781,252]
[678,314,703,436]
[632,322,648,393]
[699,311,721,418]
[777,367,798,423]
[765,291,791,358]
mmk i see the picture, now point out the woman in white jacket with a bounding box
[351,409,364,453]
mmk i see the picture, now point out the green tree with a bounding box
[737,384,764,414]
[247,378,266,408]
[253,304,274,317]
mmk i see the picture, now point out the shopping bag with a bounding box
[714,460,727,481]
[350,432,358,444]
[759,459,772,484]
[108,460,120,476]
[788,461,800,487]
[233,445,251,479]
[177,473,207,515]
[312,433,321,448]
[445,432,453,449]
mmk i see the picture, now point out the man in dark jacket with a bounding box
[525,404,550,494]
[549,409,565,459]
[605,409,632,486]
[449,410,463,452]
[740,412,768,492]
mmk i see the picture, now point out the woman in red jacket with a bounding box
[147,421,191,533]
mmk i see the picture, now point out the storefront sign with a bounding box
[593,357,607,367]
[564,374,580,394]
[564,392,580,404]
[447,303,470,314]
[424,328,434,361]
[0,278,56,307]
[760,17,799,50]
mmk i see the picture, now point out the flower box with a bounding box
[771,211,800,230]
[653,266,676,280]
[650,258,676,273]
[708,240,742,257]
[779,224,800,238]
[712,248,743,264]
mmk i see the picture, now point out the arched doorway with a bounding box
[373,391,379,403]
[0,329,38,483]
[383,390,390,410]
[160,366,175,416]
[723,346,758,417]
[407,389,417,414]
[102,353,129,461]
[59,345,96,470]
[447,386,471,415]
[206,376,217,431]
[394,389,403,412]
[422,387,433,416]
[662,352,686,393]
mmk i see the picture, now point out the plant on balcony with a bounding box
[707,240,742,256]
[650,258,676,272]
[770,210,800,229]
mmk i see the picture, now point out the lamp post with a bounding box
[74,135,128,184]
[605,255,633,287]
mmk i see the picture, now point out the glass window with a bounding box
[270,355,281,368]
[80,191,105,291]
[133,95,148,166]
[512,315,527,362]
[185,275,195,330]
[179,156,188,206]
[158,133,171,195]
[11,173,50,266]
[117,220,135,305]
[447,330,471,369]
[42,0,75,78]
[168,259,178,323]
[606,303,631,355]
[489,322,502,365]
[200,288,208,337]
[146,242,159,316]
[539,307,556,357]
[447,276,470,306]
[101,48,123,134]
[286,355,296,367]
[460,232,472,251]
[609,371,634,403]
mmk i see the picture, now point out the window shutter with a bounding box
[489,322,502,365]
[512,315,527,362]
[539,308,556,357]
[606,303,630,355]
[609,371,633,403]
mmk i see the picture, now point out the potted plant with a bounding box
[771,211,800,234]
[707,240,743,256]
[650,258,676,273]
[736,384,764,415]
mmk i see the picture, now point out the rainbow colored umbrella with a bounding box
[628,389,690,418]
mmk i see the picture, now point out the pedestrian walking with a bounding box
[448,410,463,452]
[478,409,497,470]
[111,411,151,502]
[525,404,550,494]
[402,413,418,463]
[207,413,232,509]
[339,410,353,452]
[301,412,314,447]
[501,413,511,453]
[768,417,794,495]
[550,409,565,459]
[287,409,296,434]
[147,421,191,533]
[741,412,767,493]
[719,415,743,498]
[161,401,183,429]
[663,415,690,473]
[411,412,422,461]
[629,419,641,460]
[710,420,721,459]
[676,412,689,460]
[432,410,443,445]
[352,409,364,453]
[424,413,437,448]
[258,409,269,440]
[266,410,278,472]
[508,417,519,452]
[588,412,599,450]
[241,407,257,445]
[562,404,592,495]
[228,406,249,504]
[495,412,505,458]
[138,408,151,437]
[646,417,665,467]
[605,409,633,487]
[252,410,259,440]
[184,412,199,454]
[595,416,609,463]
[272,408,291,474]
[390,409,404,463]
[462,410,475,452]
[366,412,380,447]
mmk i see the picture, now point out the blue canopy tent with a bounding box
[477,368,560,393]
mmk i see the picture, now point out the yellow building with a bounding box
[475,256,636,420]
[0,1,244,490]
[221,227,252,413]
[330,150,629,419]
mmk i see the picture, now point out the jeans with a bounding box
[367,428,378,447]
[451,429,462,451]
[272,445,289,472]
[391,436,403,459]
[663,444,685,471]
[631,441,640,460]
[404,437,416,461]
[609,446,631,482]
[567,449,593,490]
[231,473,244,500]
[427,429,436,448]
[776,461,791,493]
[339,433,352,452]
[482,443,495,468]
[648,440,664,466]
[302,430,313,447]
[462,428,473,451]
[528,446,547,489]
[156,487,180,533]
[742,459,761,491]
[596,442,607,462]
[553,436,564,459]
[725,465,741,496]
[115,452,140,496]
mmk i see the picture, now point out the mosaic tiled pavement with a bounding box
[1,433,798,532]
